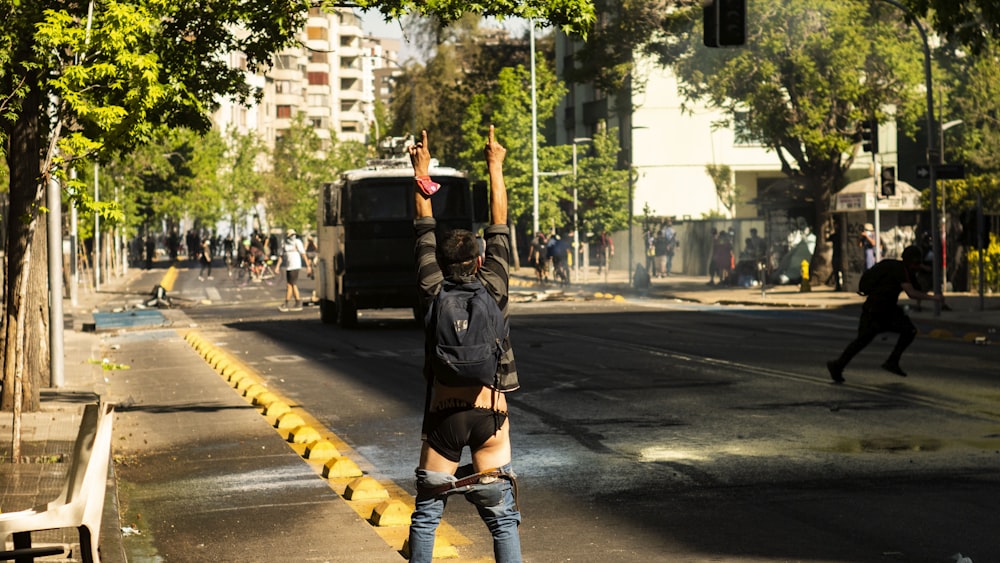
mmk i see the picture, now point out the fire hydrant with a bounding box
[799,259,811,292]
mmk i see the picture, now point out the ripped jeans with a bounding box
[408,463,521,563]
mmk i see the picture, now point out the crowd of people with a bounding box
[527,231,574,286]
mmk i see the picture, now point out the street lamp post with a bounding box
[938,119,963,287]
[878,0,941,315]
[572,137,592,282]
[530,21,540,235]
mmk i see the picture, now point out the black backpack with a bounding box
[426,280,507,388]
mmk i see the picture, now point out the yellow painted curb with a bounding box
[928,328,953,339]
[233,376,257,390]
[264,401,291,418]
[344,476,390,501]
[228,369,249,384]
[370,499,412,527]
[275,412,306,429]
[160,266,179,292]
[401,537,459,560]
[243,384,266,400]
[323,456,363,478]
[962,332,988,342]
[287,425,322,444]
[253,391,280,407]
[304,440,341,460]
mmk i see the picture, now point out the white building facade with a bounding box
[555,38,880,223]
[212,7,371,149]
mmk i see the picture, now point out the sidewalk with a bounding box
[2,266,402,562]
[1,263,995,561]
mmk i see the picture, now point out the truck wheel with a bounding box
[338,296,358,328]
[319,298,337,324]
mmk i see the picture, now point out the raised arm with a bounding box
[410,129,434,219]
[484,124,508,226]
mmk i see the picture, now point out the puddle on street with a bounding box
[827,436,945,453]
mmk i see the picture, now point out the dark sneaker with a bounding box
[827,361,845,384]
[881,362,907,377]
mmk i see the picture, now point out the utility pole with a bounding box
[877,0,941,315]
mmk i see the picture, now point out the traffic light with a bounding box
[880,166,896,197]
[860,119,878,153]
[704,0,747,48]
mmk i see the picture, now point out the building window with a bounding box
[276,105,293,119]
[307,72,329,85]
[275,80,292,94]
[733,111,765,147]
[308,94,329,107]
[340,101,357,112]
[308,50,328,63]
[276,55,297,70]
[306,27,327,41]
[310,117,326,129]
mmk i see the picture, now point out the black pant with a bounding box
[834,305,917,367]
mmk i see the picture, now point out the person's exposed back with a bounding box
[409,127,522,563]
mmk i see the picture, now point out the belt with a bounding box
[422,468,504,496]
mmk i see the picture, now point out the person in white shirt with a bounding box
[275,229,312,311]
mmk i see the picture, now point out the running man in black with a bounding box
[827,245,945,383]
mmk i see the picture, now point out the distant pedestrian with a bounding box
[596,230,614,274]
[860,223,877,271]
[275,229,311,311]
[529,232,548,284]
[662,218,678,276]
[198,238,213,280]
[827,245,945,383]
[145,236,156,269]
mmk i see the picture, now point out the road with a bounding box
[172,262,1000,562]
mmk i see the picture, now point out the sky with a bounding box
[360,9,403,39]
[358,9,534,62]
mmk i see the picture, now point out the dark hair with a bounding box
[437,229,480,278]
[901,245,922,264]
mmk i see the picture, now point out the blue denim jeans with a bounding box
[408,463,521,562]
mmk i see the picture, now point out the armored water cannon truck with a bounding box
[316,136,488,327]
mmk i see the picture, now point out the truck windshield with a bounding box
[346,177,469,221]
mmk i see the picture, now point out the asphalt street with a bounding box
[146,260,1000,563]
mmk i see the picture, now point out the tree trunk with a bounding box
[810,176,838,286]
[25,221,50,409]
[2,72,46,414]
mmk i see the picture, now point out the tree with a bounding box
[705,163,741,217]
[220,128,271,237]
[648,0,929,280]
[0,0,307,426]
[0,0,592,445]
[571,129,630,238]
[387,14,542,167]
[349,0,596,37]
[907,0,1000,55]
[458,61,567,234]
[266,113,366,232]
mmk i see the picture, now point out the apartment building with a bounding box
[212,7,371,148]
